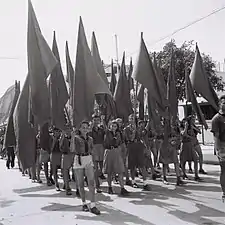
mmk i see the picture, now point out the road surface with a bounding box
[0,159,224,225]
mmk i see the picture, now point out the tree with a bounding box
[152,40,225,101]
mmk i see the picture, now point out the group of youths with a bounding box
[3,103,220,215]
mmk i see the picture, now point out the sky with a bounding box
[0,0,225,96]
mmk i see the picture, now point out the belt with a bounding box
[77,153,91,156]
[109,146,118,149]
[128,139,140,143]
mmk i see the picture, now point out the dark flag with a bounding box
[190,44,219,111]
[0,84,16,125]
[167,50,178,123]
[3,81,20,150]
[65,41,74,106]
[132,33,168,118]
[114,53,133,122]
[73,17,111,126]
[110,59,117,95]
[13,74,36,170]
[49,32,69,130]
[27,0,57,127]
[185,69,208,129]
[128,58,134,91]
[137,85,145,120]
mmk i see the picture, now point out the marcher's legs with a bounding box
[93,161,100,190]
[11,150,15,168]
[75,168,85,203]
[219,161,225,194]
[85,165,96,204]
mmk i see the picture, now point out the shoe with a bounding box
[132,183,138,188]
[176,177,185,186]
[194,176,203,182]
[56,185,61,191]
[108,187,113,194]
[47,180,52,186]
[37,179,43,184]
[49,178,55,185]
[152,173,161,180]
[82,204,89,212]
[188,169,193,174]
[120,188,129,196]
[183,174,188,180]
[99,174,106,180]
[66,189,72,196]
[143,184,151,191]
[125,179,132,186]
[199,169,207,175]
[96,188,102,193]
[76,189,80,197]
[163,176,168,185]
[90,206,101,215]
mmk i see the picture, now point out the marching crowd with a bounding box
[1,110,212,215]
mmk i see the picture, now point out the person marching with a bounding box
[60,128,75,196]
[124,115,151,190]
[71,121,100,215]
[180,117,202,181]
[159,120,185,186]
[103,120,130,195]
[50,128,62,191]
[211,95,225,201]
[89,115,106,193]
[115,118,132,186]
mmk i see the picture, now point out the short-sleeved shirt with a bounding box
[211,113,225,142]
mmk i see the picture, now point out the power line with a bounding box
[126,5,225,59]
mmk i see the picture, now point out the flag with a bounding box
[91,32,116,120]
[13,74,36,170]
[128,58,134,91]
[27,0,58,127]
[110,59,117,95]
[132,33,167,117]
[137,85,145,120]
[0,85,16,125]
[49,31,69,130]
[3,81,20,149]
[73,17,111,126]
[91,32,108,85]
[65,41,74,106]
[185,69,208,129]
[114,52,133,122]
[167,50,178,123]
[190,44,219,111]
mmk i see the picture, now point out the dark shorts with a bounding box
[62,153,75,169]
[50,152,62,168]
[127,142,145,169]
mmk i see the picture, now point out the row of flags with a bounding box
[0,0,220,170]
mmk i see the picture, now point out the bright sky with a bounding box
[0,0,225,96]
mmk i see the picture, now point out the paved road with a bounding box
[0,160,225,225]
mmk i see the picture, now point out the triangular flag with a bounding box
[185,69,208,129]
[91,32,108,85]
[132,33,167,117]
[65,41,75,106]
[114,52,133,122]
[167,50,178,122]
[13,74,36,170]
[3,81,20,150]
[73,17,111,126]
[190,44,219,111]
[137,85,145,120]
[49,31,69,130]
[27,0,58,126]
[110,59,117,95]
[128,58,134,91]
[0,84,16,125]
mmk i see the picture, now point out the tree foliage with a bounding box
[152,40,225,101]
